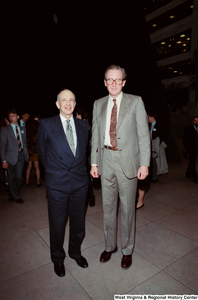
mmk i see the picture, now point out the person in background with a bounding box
[0,108,29,203]
[0,116,10,186]
[33,114,41,122]
[25,119,41,187]
[136,180,146,209]
[20,111,30,127]
[148,113,168,182]
[183,116,198,184]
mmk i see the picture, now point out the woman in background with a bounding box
[26,119,42,187]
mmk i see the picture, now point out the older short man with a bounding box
[37,89,89,277]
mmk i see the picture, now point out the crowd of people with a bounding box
[0,64,198,277]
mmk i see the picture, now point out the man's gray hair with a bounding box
[57,89,76,103]
[104,65,127,80]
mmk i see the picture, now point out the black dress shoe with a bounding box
[54,263,65,277]
[100,247,118,263]
[121,255,132,269]
[37,183,42,187]
[74,256,88,268]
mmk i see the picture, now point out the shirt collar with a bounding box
[59,114,74,124]
[109,91,123,103]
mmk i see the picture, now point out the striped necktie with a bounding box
[65,120,76,156]
[109,99,117,148]
[16,126,22,152]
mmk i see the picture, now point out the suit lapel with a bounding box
[74,118,81,158]
[8,124,18,144]
[53,115,71,152]
[117,93,130,130]
[100,97,108,137]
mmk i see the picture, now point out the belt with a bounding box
[104,145,118,151]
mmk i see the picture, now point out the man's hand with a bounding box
[137,166,149,180]
[2,162,8,169]
[90,166,99,178]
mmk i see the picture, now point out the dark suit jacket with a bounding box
[183,124,198,155]
[151,121,163,141]
[37,115,89,193]
[0,124,29,165]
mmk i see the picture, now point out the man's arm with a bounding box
[90,165,99,178]
[137,166,149,180]
[0,127,8,168]
[136,97,151,169]
[90,101,100,178]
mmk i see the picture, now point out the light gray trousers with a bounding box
[101,148,138,255]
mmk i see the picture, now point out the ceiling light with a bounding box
[187,37,190,40]
[169,15,175,19]
[174,71,178,73]
[168,67,173,69]
[168,44,172,47]
[161,42,166,45]
[180,34,185,38]
[176,41,182,44]
[190,5,193,9]
[152,24,157,27]
[179,72,183,75]
[183,44,187,46]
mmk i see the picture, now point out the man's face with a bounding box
[56,90,76,119]
[193,117,198,126]
[148,115,155,124]
[104,69,126,98]
[22,113,30,122]
[9,113,19,125]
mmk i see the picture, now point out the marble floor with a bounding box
[0,155,198,300]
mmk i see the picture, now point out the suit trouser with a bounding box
[7,151,25,200]
[47,184,88,264]
[186,152,197,180]
[151,157,158,181]
[101,148,138,255]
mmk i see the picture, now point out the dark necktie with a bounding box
[65,120,76,156]
[16,126,22,152]
[109,99,117,148]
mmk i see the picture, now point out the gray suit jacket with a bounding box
[91,93,151,178]
[0,124,29,165]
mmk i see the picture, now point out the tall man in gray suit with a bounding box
[0,108,29,203]
[90,65,150,269]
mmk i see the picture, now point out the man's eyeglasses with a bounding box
[105,78,123,85]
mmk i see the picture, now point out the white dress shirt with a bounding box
[11,123,24,148]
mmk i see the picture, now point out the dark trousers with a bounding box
[186,152,198,180]
[7,151,25,200]
[47,183,88,264]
